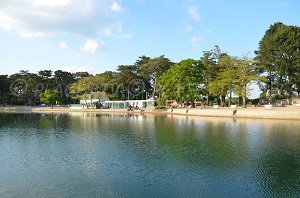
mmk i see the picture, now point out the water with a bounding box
[0,113,299,197]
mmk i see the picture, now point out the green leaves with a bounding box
[40,89,61,105]
[255,22,300,96]
[207,56,259,107]
[159,59,204,102]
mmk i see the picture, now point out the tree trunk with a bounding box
[220,95,224,107]
[84,93,88,109]
[153,76,156,98]
[90,92,93,109]
[242,96,246,108]
[279,80,283,95]
[206,94,209,106]
[191,100,195,108]
[268,70,272,105]
[229,90,232,106]
[127,86,130,100]
[243,84,247,108]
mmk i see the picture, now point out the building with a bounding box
[104,97,156,110]
[79,92,110,109]
[70,91,156,110]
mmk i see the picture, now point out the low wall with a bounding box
[167,108,300,120]
[1,106,300,120]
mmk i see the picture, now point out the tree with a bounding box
[69,76,97,104]
[95,71,119,100]
[139,55,173,97]
[115,65,138,100]
[9,70,42,106]
[40,89,62,108]
[38,70,52,79]
[0,75,10,105]
[159,59,204,107]
[135,56,152,99]
[234,58,261,107]
[207,55,236,106]
[54,70,75,104]
[207,55,261,107]
[73,72,90,80]
[37,70,53,96]
[202,45,228,105]
[255,22,300,99]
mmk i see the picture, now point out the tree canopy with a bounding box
[40,89,62,107]
[159,59,204,105]
[255,22,300,98]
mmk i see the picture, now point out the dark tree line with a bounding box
[0,70,89,106]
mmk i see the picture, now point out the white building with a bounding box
[79,92,110,109]
[104,98,156,110]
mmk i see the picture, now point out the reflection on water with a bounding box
[0,113,299,197]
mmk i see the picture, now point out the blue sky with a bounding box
[0,0,299,78]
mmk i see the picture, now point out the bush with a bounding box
[156,98,165,107]
[155,106,166,109]
[259,93,267,99]
[272,95,291,100]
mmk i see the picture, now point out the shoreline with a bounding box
[1,106,300,121]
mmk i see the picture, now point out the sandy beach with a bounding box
[1,106,300,120]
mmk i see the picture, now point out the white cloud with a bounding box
[111,1,122,12]
[81,39,104,53]
[187,5,201,21]
[190,35,205,45]
[33,0,72,8]
[19,31,47,38]
[0,0,124,38]
[102,27,113,36]
[59,41,69,49]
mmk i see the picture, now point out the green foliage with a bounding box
[234,58,261,107]
[272,94,291,100]
[140,55,173,79]
[255,22,300,96]
[154,106,166,109]
[259,92,267,99]
[156,97,166,107]
[207,55,261,107]
[9,70,43,105]
[201,46,230,106]
[69,76,98,102]
[0,75,10,105]
[207,55,235,96]
[40,89,62,105]
[139,55,173,97]
[159,59,204,102]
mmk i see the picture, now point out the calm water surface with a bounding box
[0,113,299,197]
